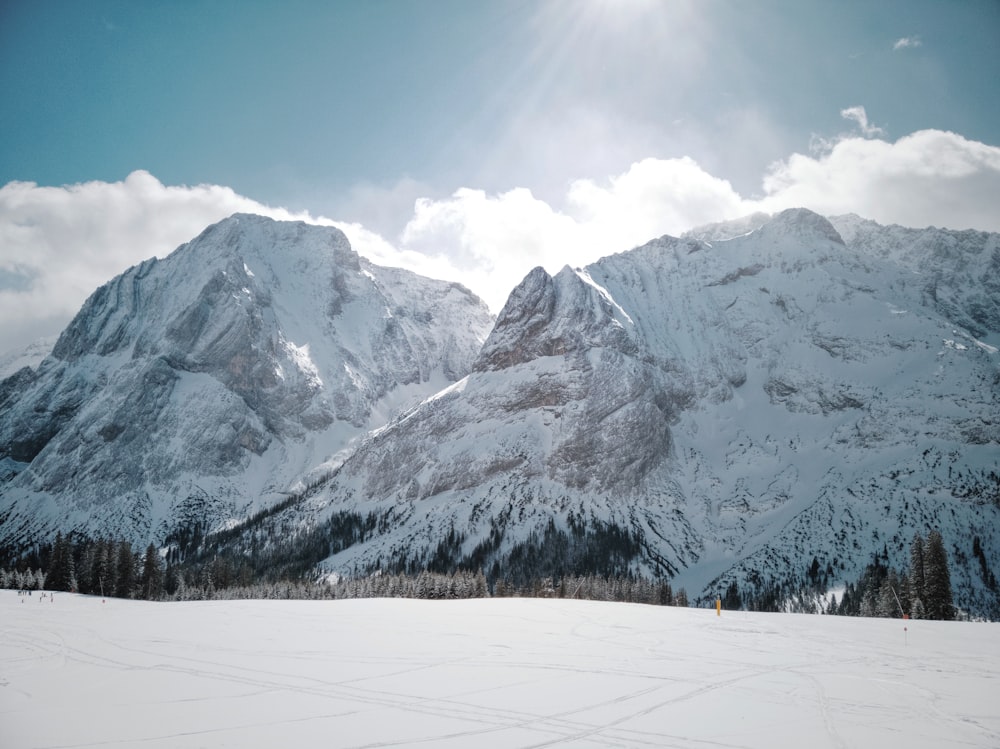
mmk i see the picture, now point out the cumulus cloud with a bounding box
[3,125,1000,355]
[566,157,747,248]
[0,171,327,354]
[839,106,885,137]
[758,129,1000,230]
[397,187,585,310]
[389,159,749,312]
[0,170,486,354]
[390,130,1000,311]
[893,36,922,51]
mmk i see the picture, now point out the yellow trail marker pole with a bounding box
[716,598,721,616]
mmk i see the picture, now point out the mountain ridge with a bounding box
[261,208,999,612]
[1,209,997,616]
[0,214,494,547]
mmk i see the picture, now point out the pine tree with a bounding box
[909,532,926,617]
[923,530,954,620]
[140,543,163,600]
[723,581,742,610]
[898,570,912,616]
[115,541,136,598]
[47,532,76,592]
[91,539,117,598]
[878,569,902,617]
[77,542,97,595]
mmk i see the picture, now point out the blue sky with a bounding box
[1,0,1000,353]
[3,1,998,210]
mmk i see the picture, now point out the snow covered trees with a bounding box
[114,541,136,598]
[921,531,954,620]
[141,543,164,600]
[46,532,76,592]
[0,535,169,600]
[903,530,954,620]
[835,531,955,620]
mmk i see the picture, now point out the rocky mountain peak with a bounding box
[474,265,638,372]
[0,214,494,547]
[258,210,1000,616]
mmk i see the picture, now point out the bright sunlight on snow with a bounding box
[2,592,997,748]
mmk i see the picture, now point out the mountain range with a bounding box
[1,210,997,614]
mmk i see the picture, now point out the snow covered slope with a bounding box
[2,209,997,616]
[277,208,999,613]
[0,214,494,547]
[4,593,998,749]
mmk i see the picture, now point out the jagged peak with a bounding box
[474,261,641,373]
[757,208,845,246]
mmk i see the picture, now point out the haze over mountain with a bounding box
[1,210,997,614]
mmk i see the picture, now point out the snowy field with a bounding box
[2,592,998,749]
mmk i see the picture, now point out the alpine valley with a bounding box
[2,210,998,615]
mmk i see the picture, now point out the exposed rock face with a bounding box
[829,214,1000,338]
[0,214,494,546]
[275,209,998,612]
[2,208,998,616]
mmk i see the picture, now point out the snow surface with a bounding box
[2,592,998,749]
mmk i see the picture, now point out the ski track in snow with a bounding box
[2,594,998,749]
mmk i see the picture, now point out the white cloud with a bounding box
[398,187,585,310]
[839,106,885,138]
[566,157,746,245]
[893,36,922,51]
[391,159,748,311]
[0,171,325,354]
[3,126,1000,356]
[758,129,1000,230]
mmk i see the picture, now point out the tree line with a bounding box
[714,530,962,620]
[833,530,954,619]
[1,532,165,599]
[0,528,692,606]
[0,527,976,620]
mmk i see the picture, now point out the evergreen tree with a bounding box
[47,532,76,592]
[897,571,912,616]
[91,539,117,598]
[877,569,901,617]
[909,533,926,617]
[825,593,838,615]
[722,581,742,610]
[923,530,954,620]
[115,541,136,598]
[77,542,97,595]
[140,543,163,600]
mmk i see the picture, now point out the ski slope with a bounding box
[2,592,997,748]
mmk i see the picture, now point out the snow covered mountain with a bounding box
[2,208,997,615]
[261,208,999,612]
[0,214,494,548]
